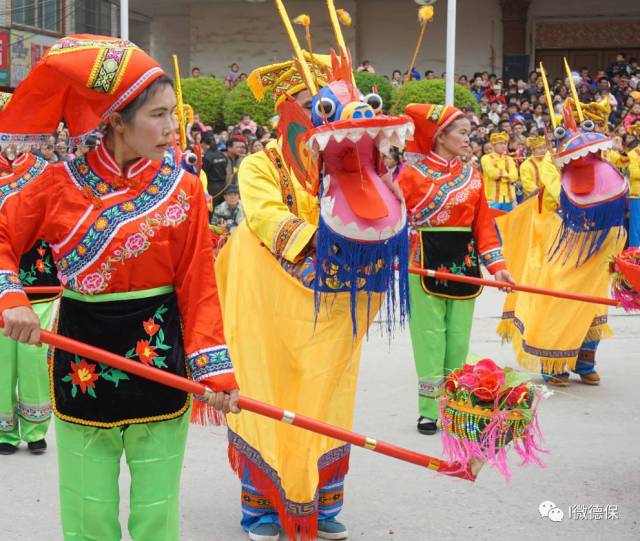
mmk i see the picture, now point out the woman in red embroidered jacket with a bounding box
[0,35,238,541]
[397,104,514,436]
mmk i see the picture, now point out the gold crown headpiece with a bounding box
[247,51,332,105]
[526,135,547,149]
[490,131,509,145]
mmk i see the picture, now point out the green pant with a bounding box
[0,300,56,445]
[56,410,190,541]
[408,275,476,419]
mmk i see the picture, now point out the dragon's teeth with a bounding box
[331,130,347,143]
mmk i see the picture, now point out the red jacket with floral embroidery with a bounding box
[0,145,237,392]
[0,154,60,303]
[397,151,506,274]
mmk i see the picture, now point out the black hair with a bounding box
[228,135,246,147]
[118,75,174,124]
[202,131,215,146]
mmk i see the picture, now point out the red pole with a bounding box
[0,319,475,482]
[409,266,620,308]
[22,287,63,295]
[24,273,621,308]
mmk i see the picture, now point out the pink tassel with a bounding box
[439,397,546,481]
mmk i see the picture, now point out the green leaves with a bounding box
[353,71,394,113]
[99,366,130,388]
[153,356,168,369]
[223,81,275,128]
[501,368,532,391]
[182,77,226,129]
[390,79,480,116]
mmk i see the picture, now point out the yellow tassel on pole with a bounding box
[539,62,558,129]
[392,5,435,113]
[294,13,328,124]
[563,57,584,123]
[172,54,187,150]
[336,8,352,26]
[274,0,318,96]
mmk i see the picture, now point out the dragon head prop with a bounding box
[260,0,413,329]
[548,94,627,264]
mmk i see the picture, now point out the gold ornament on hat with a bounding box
[490,131,509,145]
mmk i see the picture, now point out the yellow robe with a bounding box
[519,152,561,211]
[496,184,625,374]
[628,147,640,198]
[481,152,518,204]
[604,149,630,172]
[216,141,380,537]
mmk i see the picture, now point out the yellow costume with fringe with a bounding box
[217,141,381,537]
[496,196,625,374]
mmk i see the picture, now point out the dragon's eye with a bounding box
[554,126,566,139]
[581,119,595,132]
[315,97,337,119]
[363,93,383,113]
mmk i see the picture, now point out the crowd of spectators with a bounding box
[34,53,640,231]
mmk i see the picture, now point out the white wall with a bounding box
[357,0,503,79]
[189,0,357,78]
[185,0,501,80]
[149,14,190,77]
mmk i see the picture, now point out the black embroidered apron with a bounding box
[417,226,483,300]
[51,286,190,428]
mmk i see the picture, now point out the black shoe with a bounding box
[417,416,438,435]
[0,443,18,455]
[27,439,47,454]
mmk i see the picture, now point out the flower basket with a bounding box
[439,359,546,480]
[612,248,640,311]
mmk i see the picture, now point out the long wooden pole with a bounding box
[409,267,620,307]
[0,319,475,482]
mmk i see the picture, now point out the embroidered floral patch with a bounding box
[19,241,53,286]
[0,270,23,300]
[187,345,233,382]
[124,305,172,369]
[72,190,191,294]
[61,152,185,289]
[0,156,46,209]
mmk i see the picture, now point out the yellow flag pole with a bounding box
[393,6,435,113]
[539,62,558,130]
[563,57,584,123]
[172,54,187,150]
[274,0,318,96]
[326,0,348,54]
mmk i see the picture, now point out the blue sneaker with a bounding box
[248,523,280,541]
[318,518,348,540]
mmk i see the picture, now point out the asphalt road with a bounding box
[2,287,639,541]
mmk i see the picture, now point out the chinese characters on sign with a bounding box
[10,30,56,87]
